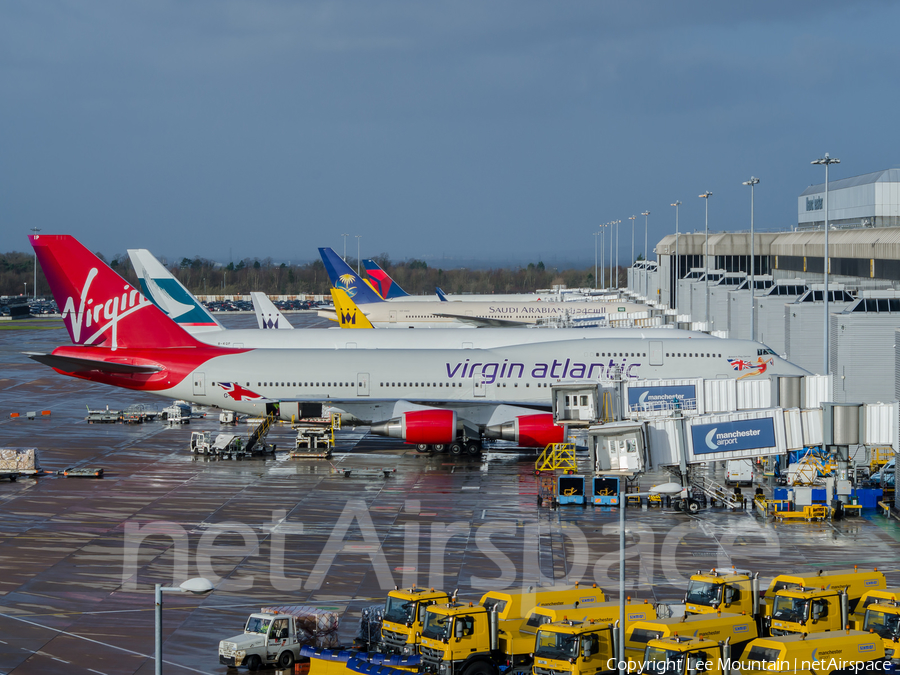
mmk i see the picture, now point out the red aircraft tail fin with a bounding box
[30,234,202,351]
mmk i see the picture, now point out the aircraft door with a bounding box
[389,310,397,323]
[192,372,206,396]
[474,377,487,397]
[357,373,370,396]
[650,341,663,366]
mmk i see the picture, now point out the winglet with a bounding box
[330,288,375,329]
[363,259,410,299]
[436,287,449,302]
[318,248,384,304]
[250,292,294,329]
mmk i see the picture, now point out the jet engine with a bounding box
[370,409,458,444]
[484,413,564,448]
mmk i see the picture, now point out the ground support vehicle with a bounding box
[763,568,886,618]
[636,635,735,675]
[725,459,753,487]
[190,431,246,458]
[684,568,759,618]
[740,630,887,675]
[857,599,900,663]
[380,587,451,655]
[532,620,620,675]
[218,605,339,670]
[768,588,849,636]
[624,613,758,662]
[522,601,656,636]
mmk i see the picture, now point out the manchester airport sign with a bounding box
[627,384,696,409]
[690,417,776,455]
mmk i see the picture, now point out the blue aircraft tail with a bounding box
[435,287,449,302]
[318,248,384,304]
[363,259,409,299]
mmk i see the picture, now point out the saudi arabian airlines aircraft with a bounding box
[30,235,808,454]
[319,248,647,327]
[128,247,723,351]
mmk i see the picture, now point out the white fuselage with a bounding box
[167,335,808,424]
[319,299,649,326]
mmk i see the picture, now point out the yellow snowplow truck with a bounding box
[857,599,900,663]
[763,568,886,617]
[683,568,759,617]
[521,600,656,636]
[480,584,607,658]
[380,587,451,655]
[532,619,619,675]
[740,630,886,675]
[634,635,737,675]
[768,588,849,636]
[624,612,757,663]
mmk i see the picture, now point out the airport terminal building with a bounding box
[630,168,900,405]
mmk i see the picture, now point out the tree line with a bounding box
[1,250,626,299]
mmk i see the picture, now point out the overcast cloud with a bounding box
[1,1,898,266]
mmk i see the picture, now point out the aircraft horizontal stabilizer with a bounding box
[26,352,163,374]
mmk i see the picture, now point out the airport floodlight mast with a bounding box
[155,578,214,675]
[341,233,349,261]
[628,215,636,265]
[614,220,622,289]
[355,235,362,275]
[812,154,840,375]
[31,227,40,298]
[671,201,681,311]
[699,192,712,326]
[641,211,650,263]
[593,231,600,289]
[743,177,760,340]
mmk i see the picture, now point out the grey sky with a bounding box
[2,1,898,267]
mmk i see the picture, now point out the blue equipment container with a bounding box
[557,474,586,505]
[592,476,620,506]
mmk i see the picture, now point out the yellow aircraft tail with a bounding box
[330,288,375,329]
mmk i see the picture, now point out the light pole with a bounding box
[31,227,41,298]
[608,222,614,290]
[155,578,214,675]
[601,224,607,289]
[812,154,839,375]
[628,215,636,265]
[641,211,650,262]
[614,220,621,289]
[341,233,349,261]
[355,235,362,275]
[743,177,760,340]
[699,192,712,327]
[616,481,682,675]
[671,201,681,311]
[593,231,600,289]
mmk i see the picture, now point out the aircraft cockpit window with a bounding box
[757,348,777,356]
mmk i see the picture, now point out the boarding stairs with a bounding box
[690,474,744,509]
[245,413,276,454]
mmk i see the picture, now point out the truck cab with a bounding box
[419,602,512,675]
[380,587,450,655]
[219,612,301,670]
[768,588,848,636]
[763,568,885,617]
[532,620,617,675]
[684,569,758,617]
[639,635,731,675]
[859,601,900,662]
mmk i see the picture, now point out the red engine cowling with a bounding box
[485,413,564,447]
[370,409,458,444]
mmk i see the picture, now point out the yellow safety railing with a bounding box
[600,392,614,423]
[535,442,577,472]
[871,447,895,472]
[330,412,341,447]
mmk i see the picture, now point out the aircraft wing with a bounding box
[26,352,163,374]
[431,312,530,328]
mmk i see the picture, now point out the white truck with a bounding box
[725,459,753,487]
[218,605,339,671]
